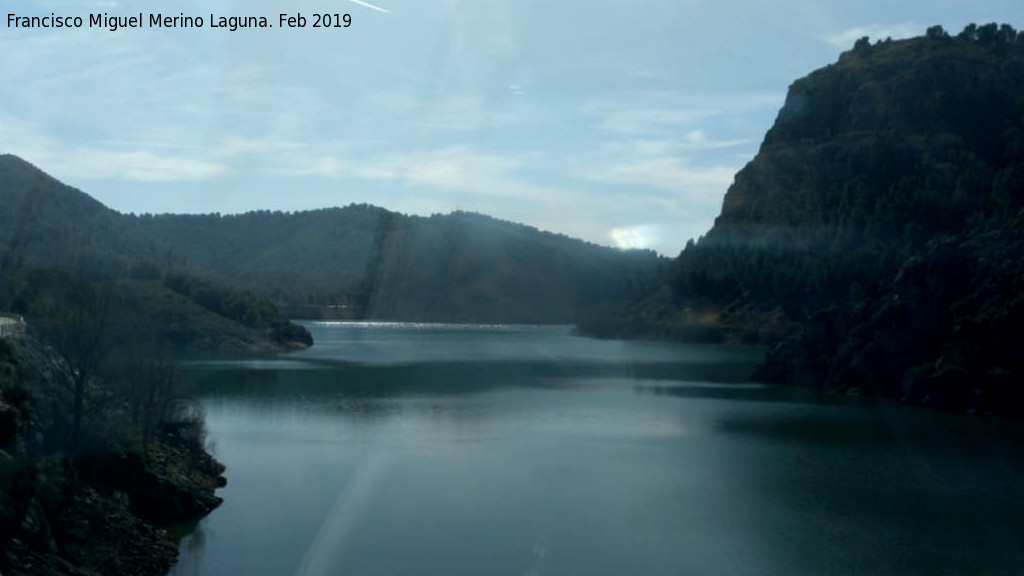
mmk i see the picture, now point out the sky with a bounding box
[1,1,1021,255]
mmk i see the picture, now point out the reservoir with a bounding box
[171,322,1024,576]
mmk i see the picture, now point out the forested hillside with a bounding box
[1,153,658,328]
[0,155,310,352]
[136,206,384,305]
[0,155,174,279]
[137,207,660,323]
[676,23,1024,314]
[363,211,657,323]
[584,24,1024,415]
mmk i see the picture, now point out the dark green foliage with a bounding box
[136,206,385,305]
[757,223,1024,415]
[0,156,314,353]
[269,318,314,347]
[138,207,660,324]
[161,273,314,347]
[4,266,303,353]
[0,155,175,281]
[128,261,162,281]
[164,272,278,329]
[1,153,658,328]
[362,211,658,323]
[925,25,948,40]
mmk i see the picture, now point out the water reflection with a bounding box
[170,323,1024,576]
[169,517,209,576]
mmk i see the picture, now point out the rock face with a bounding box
[80,438,227,526]
[0,438,226,576]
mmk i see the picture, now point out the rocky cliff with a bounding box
[588,24,1024,414]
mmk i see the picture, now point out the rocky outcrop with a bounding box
[80,438,226,526]
[4,486,180,576]
[0,437,225,576]
[0,350,225,576]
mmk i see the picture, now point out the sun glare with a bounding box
[610,225,659,250]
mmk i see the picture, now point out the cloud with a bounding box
[3,144,228,182]
[589,157,735,205]
[213,137,312,158]
[583,92,781,135]
[276,152,401,181]
[576,138,740,203]
[825,23,923,48]
[600,133,749,157]
[0,115,228,182]
[51,150,229,182]
[595,107,720,134]
[273,145,575,204]
[410,94,527,132]
[0,33,323,183]
[679,130,751,151]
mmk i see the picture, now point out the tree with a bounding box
[114,355,182,456]
[926,25,948,40]
[31,275,112,455]
[958,23,978,41]
[977,23,1000,46]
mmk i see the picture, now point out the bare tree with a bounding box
[31,277,112,455]
[116,355,181,456]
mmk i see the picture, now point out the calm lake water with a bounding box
[170,322,1024,576]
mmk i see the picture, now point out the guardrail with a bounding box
[0,313,26,339]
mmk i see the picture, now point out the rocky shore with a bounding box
[0,435,226,576]
[0,337,227,576]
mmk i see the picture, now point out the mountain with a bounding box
[1,154,658,331]
[0,154,173,278]
[136,207,660,324]
[675,23,1024,315]
[134,206,383,307]
[585,24,1024,415]
[0,155,310,352]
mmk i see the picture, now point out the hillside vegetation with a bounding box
[2,150,658,333]
[136,206,659,324]
[0,155,312,353]
[677,23,1024,313]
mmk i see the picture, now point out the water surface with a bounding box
[171,322,1024,576]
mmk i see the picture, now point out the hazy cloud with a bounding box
[588,157,735,205]
[584,92,781,135]
[826,23,923,48]
[577,138,740,202]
